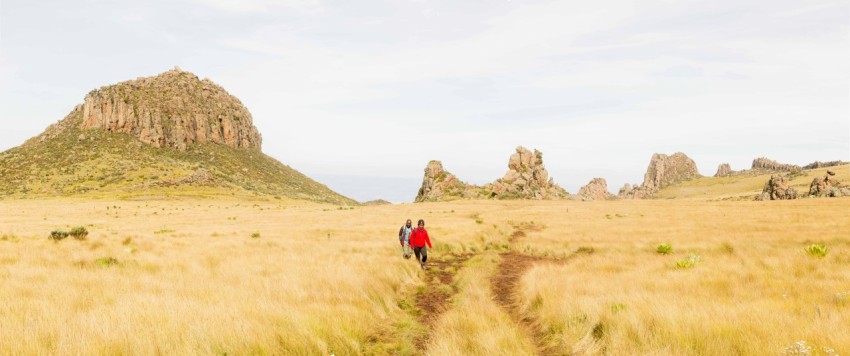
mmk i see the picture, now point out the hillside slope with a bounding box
[0,70,356,205]
[656,164,849,200]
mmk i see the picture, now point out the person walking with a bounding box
[398,219,413,259]
[409,219,432,269]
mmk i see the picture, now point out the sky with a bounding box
[1,0,848,203]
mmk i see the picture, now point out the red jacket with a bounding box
[409,227,432,248]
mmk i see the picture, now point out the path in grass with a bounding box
[490,223,563,355]
[412,252,474,348]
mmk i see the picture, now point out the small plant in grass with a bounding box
[49,230,69,241]
[656,243,672,255]
[251,232,261,238]
[575,246,595,254]
[804,244,828,258]
[69,226,88,240]
[95,257,118,267]
[675,254,701,269]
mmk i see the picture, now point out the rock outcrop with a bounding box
[414,146,567,202]
[486,146,567,200]
[714,163,734,177]
[756,174,798,200]
[751,157,800,173]
[578,178,614,201]
[81,67,261,151]
[809,170,849,197]
[620,152,700,199]
[414,161,476,202]
[803,160,848,169]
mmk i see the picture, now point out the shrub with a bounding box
[69,226,88,240]
[251,232,261,238]
[49,230,69,241]
[656,243,672,255]
[95,257,119,267]
[675,254,701,269]
[805,244,828,258]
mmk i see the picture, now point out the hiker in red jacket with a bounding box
[409,219,432,269]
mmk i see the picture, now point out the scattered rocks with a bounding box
[578,178,614,201]
[714,163,734,177]
[809,171,848,197]
[751,157,801,173]
[81,67,262,151]
[756,174,798,200]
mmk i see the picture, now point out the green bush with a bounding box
[95,257,119,267]
[805,244,828,258]
[656,243,672,255]
[69,226,88,240]
[675,254,701,269]
[250,232,261,238]
[49,230,69,241]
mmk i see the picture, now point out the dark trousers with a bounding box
[413,246,428,263]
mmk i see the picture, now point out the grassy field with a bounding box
[1,197,848,355]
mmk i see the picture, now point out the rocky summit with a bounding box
[485,146,567,200]
[414,146,567,202]
[0,68,355,204]
[80,67,261,151]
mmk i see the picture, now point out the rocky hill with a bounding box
[81,67,261,151]
[0,68,356,204]
[619,152,700,199]
[414,146,567,202]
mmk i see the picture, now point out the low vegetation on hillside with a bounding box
[0,112,355,204]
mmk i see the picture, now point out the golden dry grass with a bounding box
[1,197,848,355]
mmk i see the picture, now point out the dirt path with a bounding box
[413,253,473,348]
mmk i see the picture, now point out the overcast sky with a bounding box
[1,0,848,202]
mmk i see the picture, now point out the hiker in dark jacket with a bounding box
[409,219,432,269]
[399,219,413,259]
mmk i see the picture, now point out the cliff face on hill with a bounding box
[0,68,354,204]
[80,67,261,151]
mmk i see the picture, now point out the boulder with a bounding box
[756,174,798,200]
